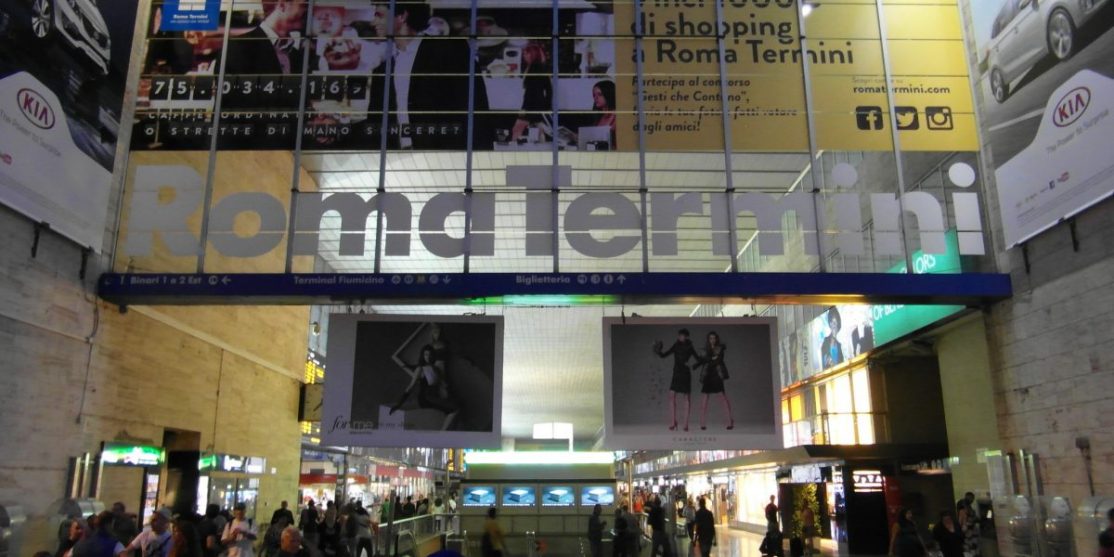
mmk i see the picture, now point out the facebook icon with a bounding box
[855,106,884,130]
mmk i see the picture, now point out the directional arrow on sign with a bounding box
[617,275,627,284]
[221,276,231,285]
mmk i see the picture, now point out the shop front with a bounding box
[199,454,267,521]
[97,443,165,525]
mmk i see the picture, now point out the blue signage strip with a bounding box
[97,272,1011,306]
[160,0,220,31]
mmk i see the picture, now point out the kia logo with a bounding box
[17,88,55,130]
[1052,87,1090,128]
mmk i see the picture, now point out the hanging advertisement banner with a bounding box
[133,1,617,151]
[960,0,1114,246]
[0,0,138,250]
[323,314,503,448]
[602,317,781,450]
[130,0,975,153]
[614,0,977,152]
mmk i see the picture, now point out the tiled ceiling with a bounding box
[311,150,813,441]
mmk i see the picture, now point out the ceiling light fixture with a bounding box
[464,451,615,465]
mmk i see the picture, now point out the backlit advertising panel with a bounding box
[323,314,503,448]
[603,317,781,450]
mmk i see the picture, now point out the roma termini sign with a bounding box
[123,164,986,260]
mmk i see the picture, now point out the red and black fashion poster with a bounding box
[131,0,617,152]
[323,314,503,448]
[603,317,781,450]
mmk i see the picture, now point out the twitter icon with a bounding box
[895,106,920,130]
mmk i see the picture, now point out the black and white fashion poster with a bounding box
[323,314,503,448]
[603,318,781,450]
[0,0,138,250]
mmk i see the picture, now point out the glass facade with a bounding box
[117,0,992,278]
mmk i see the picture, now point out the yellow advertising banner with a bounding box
[615,0,978,152]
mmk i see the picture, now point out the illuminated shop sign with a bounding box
[101,443,164,467]
[198,454,217,471]
[871,232,965,346]
[219,454,245,473]
[245,457,266,474]
[852,470,884,493]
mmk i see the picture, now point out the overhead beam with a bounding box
[98,272,1011,307]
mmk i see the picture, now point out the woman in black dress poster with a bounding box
[699,331,735,430]
[653,328,701,431]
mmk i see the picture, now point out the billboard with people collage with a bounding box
[134,0,619,152]
[131,0,978,153]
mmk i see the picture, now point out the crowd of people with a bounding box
[39,494,463,557]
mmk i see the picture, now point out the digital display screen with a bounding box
[463,486,496,507]
[541,486,575,507]
[580,486,615,506]
[502,486,537,507]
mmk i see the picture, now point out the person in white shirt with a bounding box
[125,509,173,557]
[222,503,258,557]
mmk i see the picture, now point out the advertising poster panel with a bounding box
[603,317,781,450]
[961,0,1114,246]
[805,305,874,374]
[323,314,503,448]
[133,0,618,151]
[614,0,978,152]
[131,0,975,153]
[0,0,138,250]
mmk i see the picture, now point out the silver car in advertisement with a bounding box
[29,0,110,74]
[986,0,1110,102]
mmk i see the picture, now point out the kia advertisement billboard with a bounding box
[0,0,138,250]
[960,0,1114,246]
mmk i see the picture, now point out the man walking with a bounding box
[649,496,672,557]
[693,498,716,557]
[125,508,173,557]
[299,501,319,548]
[271,502,295,529]
[222,503,258,557]
[587,504,607,557]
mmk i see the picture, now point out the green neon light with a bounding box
[198,454,218,471]
[467,295,617,306]
[102,444,163,467]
